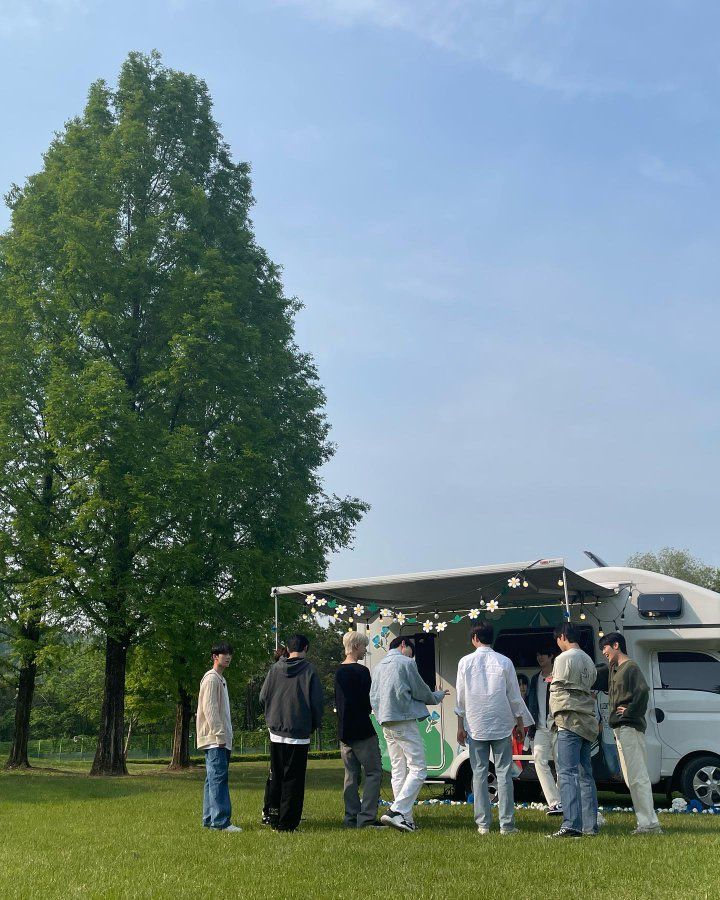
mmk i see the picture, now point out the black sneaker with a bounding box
[546,804,563,816]
[380,811,414,832]
[546,828,583,839]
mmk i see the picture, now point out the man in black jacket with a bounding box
[260,633,324,832]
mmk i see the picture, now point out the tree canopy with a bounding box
[0,51,367,773]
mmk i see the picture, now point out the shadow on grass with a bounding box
[0,770,171,803]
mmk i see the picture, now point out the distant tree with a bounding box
[28,639,104,739]
[0,51,367,774]
[0,272,63,768]
[627,547,719,591]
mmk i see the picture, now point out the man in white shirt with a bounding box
[456,622,532,835]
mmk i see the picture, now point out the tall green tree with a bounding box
[627,548,719,591]
[0,51,367,774]
[0,264,63,768]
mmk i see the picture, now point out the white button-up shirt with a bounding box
[454,645,533,741]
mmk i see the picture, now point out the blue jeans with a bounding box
[556,729,598,833]
[203,747,231,829]
[468,736,515,830]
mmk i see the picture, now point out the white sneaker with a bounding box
[500,826,519,835]
[221,824,242,832]
[477,826,490,835]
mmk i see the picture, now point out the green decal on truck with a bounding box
[371,713,453,774]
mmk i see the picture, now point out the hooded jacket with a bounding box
[260,656,324,740]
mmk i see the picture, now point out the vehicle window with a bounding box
[658,652,720,693]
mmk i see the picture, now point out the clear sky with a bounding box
[2,2,719,579]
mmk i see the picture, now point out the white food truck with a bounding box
[275,556,720,806]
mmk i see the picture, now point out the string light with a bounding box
[598,629,604,638]
[580,612,586,620]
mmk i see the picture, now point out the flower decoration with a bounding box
[305,596,315,606]
[508,577,521,589]
[310,607,317,614]
[486,599,499,613]
[436,621,447,632]
[468,608,480,619]
[353,604,365,617]
[316,597,327,607]
[422,620,433,633]
[336,605,347,616]
[380,608,392,618]
[395,612,406,625]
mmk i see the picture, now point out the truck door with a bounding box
[651,650,720,780]
[413,632,447,773]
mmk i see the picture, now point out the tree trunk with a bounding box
[169,685,192,770]
[91,635,129,775]
[5,622,40,769]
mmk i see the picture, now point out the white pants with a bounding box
[614,726,660,830]
[533,726,560,808]
[382,721,427,821]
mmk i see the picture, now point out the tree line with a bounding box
[0,51,367,775]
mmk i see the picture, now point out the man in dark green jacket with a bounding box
[600,632,662,835]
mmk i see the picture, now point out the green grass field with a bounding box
[1,759,718,899]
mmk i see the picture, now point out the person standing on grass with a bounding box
[600,632,663,835]
[196,641,241,832]
[335,631,386,829]
[527,644,563,816]
[262,645,288,826]
[547,623,598,839]
[456,622,532,836]
[370,636,449,833]
[260,633,324,832]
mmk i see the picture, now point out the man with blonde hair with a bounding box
[334,630,386,828]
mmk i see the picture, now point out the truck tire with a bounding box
[679,755,720,807]
[453,760,497,802]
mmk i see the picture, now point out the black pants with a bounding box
[267,742,309,832]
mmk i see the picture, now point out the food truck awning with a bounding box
[274,557,615,616]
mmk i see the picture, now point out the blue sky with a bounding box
[2,1,719,579]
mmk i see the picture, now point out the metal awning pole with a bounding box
[561,566,571,620]
[272,587,279,649]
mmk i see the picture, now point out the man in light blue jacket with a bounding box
[370,637,448,832]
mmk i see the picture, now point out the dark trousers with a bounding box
[267,741,309,832]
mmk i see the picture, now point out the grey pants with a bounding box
[340,735,383,827]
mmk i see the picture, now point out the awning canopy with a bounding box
[274,558,615,616]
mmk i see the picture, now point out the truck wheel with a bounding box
[453,761,497,802]
[680,755,720,807]
[454,761,472,800]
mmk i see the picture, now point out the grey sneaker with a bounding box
[221,824,242,832]
[500,826,520,835]
[381,811,414,833]
[632,825,663,835]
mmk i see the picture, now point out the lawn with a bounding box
[1,759,718,899]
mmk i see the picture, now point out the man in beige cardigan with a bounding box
[197,642,241,831]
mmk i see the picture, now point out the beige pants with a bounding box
[532,726,560,808]
[614,726,660,830]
